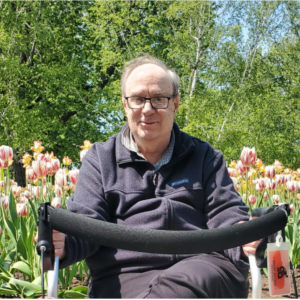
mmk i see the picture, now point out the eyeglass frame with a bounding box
[124,96,173,109]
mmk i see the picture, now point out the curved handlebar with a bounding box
[46,205,288,254]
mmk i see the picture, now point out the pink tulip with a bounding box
[32,186,40,198]
[1,196,8,210]
[265,178,277,190]
[68,169,79,186]
[23,190,31,199]
[289,204,294,213]
[55,169,67,188]
[27,169,38,183]
[255,183,262,193]
[227,168,237,177]
[286,181,298,193]
[240,147,257,167]
[32,160,47,179]
[236,160,247,176]
[265,166,276,179]
[0,181,5,187]
[11,186,21,197]
[51,197,62,208]
[272,194,280,204]
[258,178,267,189]
[0,159,8,169]
[283,174,292,183]
[248,195,257,205]
[54,184,63,197]
[0,145,13,161]
[80,149,88,161]
[263,191,268,200]
[51,159,60,173]
[16,203,28,217]
[275,174,284,185]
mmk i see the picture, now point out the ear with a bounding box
[122,96,127,110]
[173,94,180,115]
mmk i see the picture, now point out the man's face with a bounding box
[123,64,180,144]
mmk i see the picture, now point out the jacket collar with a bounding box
[116,122,195,165]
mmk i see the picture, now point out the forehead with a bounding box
[125,64,172,95]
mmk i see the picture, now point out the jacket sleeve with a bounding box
[59,145,111,268]
[202,149,250,270]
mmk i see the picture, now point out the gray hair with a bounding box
[121,55,181,97]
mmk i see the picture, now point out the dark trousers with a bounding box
[89,253,249,298]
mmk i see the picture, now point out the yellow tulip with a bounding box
[80,140,93,150]
[31,141,44,153]
[63,156,72,166]
[255,158,262,168]
[22,152,32,167]
[229,160,237,169]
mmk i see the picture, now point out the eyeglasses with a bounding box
[125,96,172,109]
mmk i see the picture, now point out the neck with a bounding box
[133,133,171,165]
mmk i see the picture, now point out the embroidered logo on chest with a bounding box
[171,178,189,187]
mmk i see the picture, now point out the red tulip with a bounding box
[248,195,257,205]
[27,169,38,183]
[263,191,268,200]
[255,183,262,193]
[54,185,63,197]
[240,147,257,167]
[1,196,8,210]
[227,168,237,177]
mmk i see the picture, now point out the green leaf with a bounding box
[62,290,88,298]
[8,191,18,228]
[1,205,16,245]
[11,261,32,278]
[71,286,88,293]
[8,278,41,296]
[28,199,38,227]
[0,288,17,296]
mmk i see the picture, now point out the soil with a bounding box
[6,262,300,298]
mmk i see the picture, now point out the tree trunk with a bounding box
[12,157,26,187]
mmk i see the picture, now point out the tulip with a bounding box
[51,158,60,173]
[283,174,292,183]
[286,180,298,193]
[1,196,9,210]
[26,168,38,183]
[69,169,79,186]
[248,195,256,205]
[0,159,8,169]
[229,160,236,168]
[259,164,265,174]
[81,140,93,150]
[265,166,276,179]
[273,160,283,174]
[80,150,88,162]
[54,184,63,197]
[236,160,246,176]
[227,168,236,177]
[272,194,280,204]
[240,147,257,168]
[290,204,294,213]
[266,178,277,190]
[19,197,28,204]
[31,141,44,153]
[11,186,21,197]
[51,197,62,208]
[0,145,13,161]
[55,169,67,188]
[284,168,292,174]
[23,190,31,199]
[32,186,40,198]
[16,203,28,217]
[255,183,262,193]
[263,191,268,200]
[0,180,5,187]
[63,156,72,166]
[255,158,263,168]
[275,174,284,185]
[21,152,32,167]
[32,160,47,179]
[258,178,267,189]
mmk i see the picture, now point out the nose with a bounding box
[142,100,154,114]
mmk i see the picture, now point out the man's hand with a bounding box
[34,230,66,260]
[239,219,262,258]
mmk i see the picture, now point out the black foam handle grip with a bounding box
[46,206,288,254]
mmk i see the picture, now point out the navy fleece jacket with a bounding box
[60,123,250,282]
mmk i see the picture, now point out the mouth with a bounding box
[140,121,156,125]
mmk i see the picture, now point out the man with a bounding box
[54,56,259,298]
